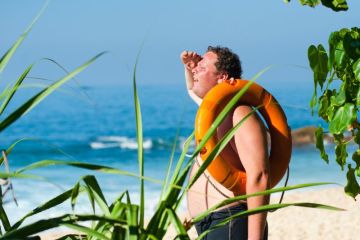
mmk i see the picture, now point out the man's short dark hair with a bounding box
[207,46,242,79]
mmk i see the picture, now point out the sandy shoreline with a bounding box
[39,187,359,239]
[170,187,360,240]
[267,187,360,240]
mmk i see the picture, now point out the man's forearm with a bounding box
[246,172,270,240]
[184,68,194,90]
[184,68,202,105]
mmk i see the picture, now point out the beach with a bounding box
[39,186,359,239]
[267,187,360,240]
[169,187,359,240]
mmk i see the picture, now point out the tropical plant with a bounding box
[291,0,360,199]
[309,27,360,199]
[285,0,348,11]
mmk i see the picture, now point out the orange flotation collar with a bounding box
[195,79,292,195]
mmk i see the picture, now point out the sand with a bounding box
[169,187,360,240]
[267,187,360,240]
[39,187,360,239]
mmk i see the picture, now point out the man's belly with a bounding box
[187,156,245,218]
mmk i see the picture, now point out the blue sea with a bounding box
[1,83,349,224]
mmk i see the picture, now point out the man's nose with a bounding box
[192,67,197,74]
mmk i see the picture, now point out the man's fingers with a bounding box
[181,50,202,66]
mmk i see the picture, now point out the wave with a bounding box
[90,136,153,150]
[89,135,197,152]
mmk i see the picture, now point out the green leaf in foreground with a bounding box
[299,0,320,8]
[351,150,360,177]
[329,103,356,134]
[308,44,329,89]
[344,164,360,199]
[353,58,360,81]
[0,52,106,133]
[320,0,348,12]
[315,126,329,163]
[197,201,343,240]
[0,64,33,114]
[11,188,77,230]
[0,1,48,74]
[132,51,145,229]
[335,142,348,170]
[0,204,11,232]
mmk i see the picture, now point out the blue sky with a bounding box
[0,0,359,90]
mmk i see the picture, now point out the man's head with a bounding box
[192,46,242,98]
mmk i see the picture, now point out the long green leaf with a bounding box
[197,201,343,239]
[0,83,12,101]
[2,214,126,239]
[159,124,182,203]
[70,182,80,211]
[14,159,164,185]
[0,138,33,165]
[192,182,337,223]
[0,64,33,114]
[62,223,111,240]
[0,52,106,133]
[0,1,48,74]
[0,204,11,232]
[165,207,190,240]
[0,172,44,180]
[11,187,84,230]
[132,50,145,229]
[82,175,110,215]
[168,133,194,191]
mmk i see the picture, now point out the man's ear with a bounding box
[217,72,229,84]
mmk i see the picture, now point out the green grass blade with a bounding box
[0,172,44,180]
[14,159,163,185]
[0,204,11,232]
[0,1,48,74]
[61,223,111,240]
[170,133,194,185]
[0,52,106,133]
[41,57,95,105]
[11,187,82,230]
[132,51,145,229]
[159,127,181,203]
[92,193,130,240]
[2,214,126,239]
[0,138,33,165]
[70,182,80,211]
[0,83,13,101]
[82,175,110,215]
[11,81,95,106]
[197,201,343,240]
[0,64,33,114]
[192,182,337,223]
[165,207,190,240]
[126,204,139,240]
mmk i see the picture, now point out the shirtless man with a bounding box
[181,46,269,239]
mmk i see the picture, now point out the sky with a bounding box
[0,0,359,90]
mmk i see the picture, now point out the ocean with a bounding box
[1,83,348,224]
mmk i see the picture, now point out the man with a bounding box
[181,46,269,239]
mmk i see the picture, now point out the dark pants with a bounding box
[195,204,268,240]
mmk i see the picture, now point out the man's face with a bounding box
[192,51,223,98]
